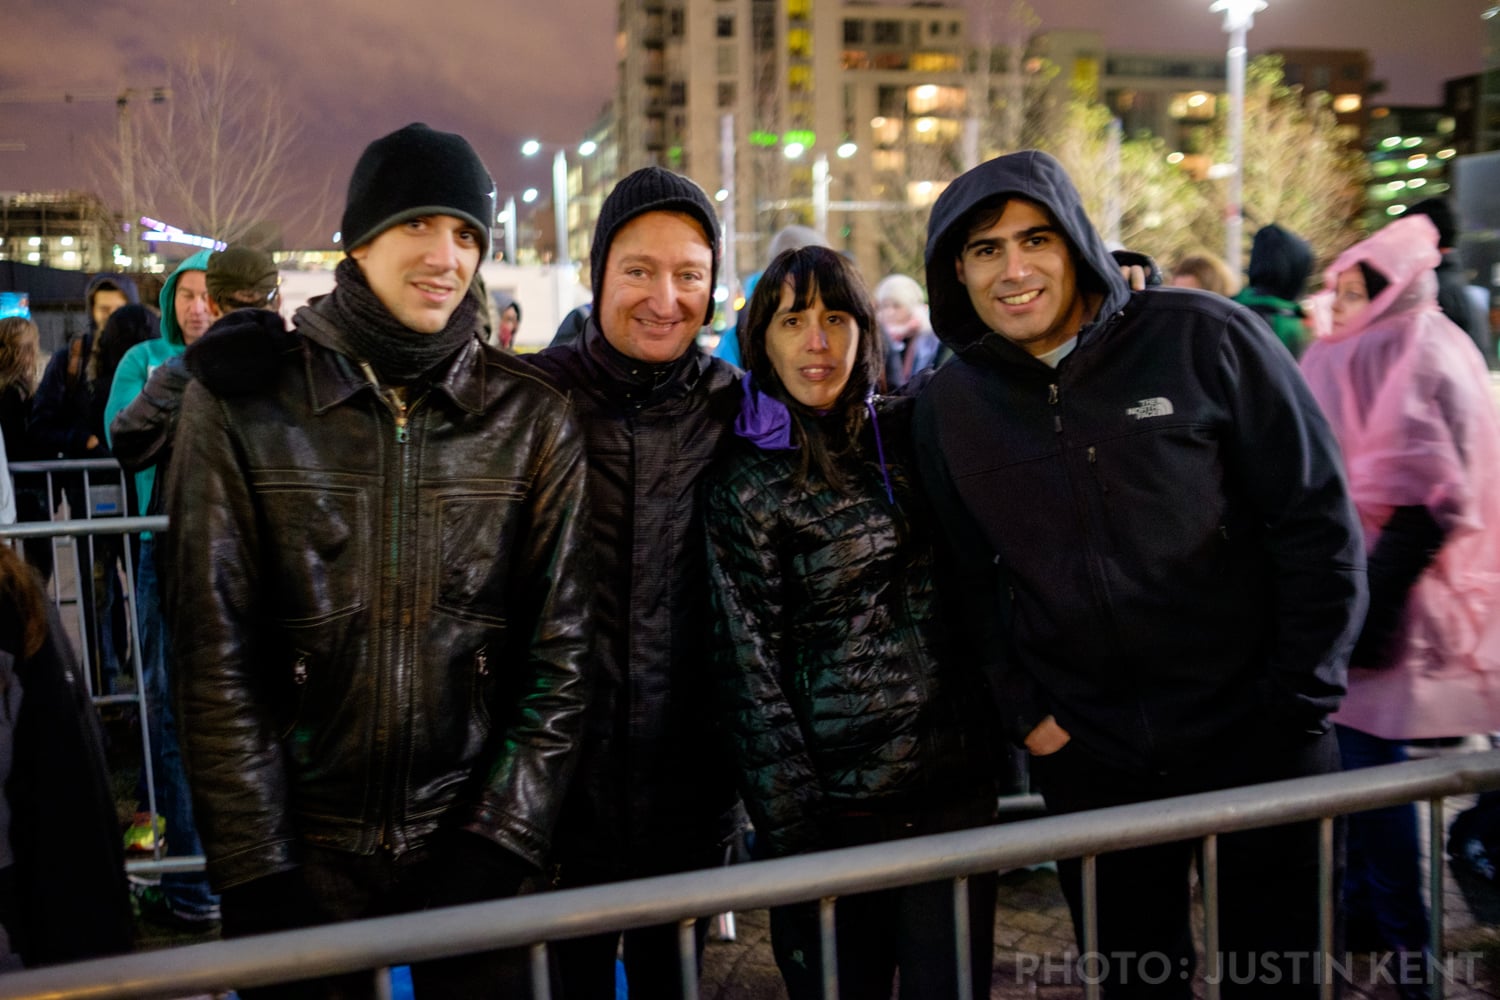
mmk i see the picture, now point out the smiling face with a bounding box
[349,214,482,334]
[955,197,1087,358]
[598,211,714,364]
[764,279,860,410]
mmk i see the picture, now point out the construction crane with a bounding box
[0,86,170,261]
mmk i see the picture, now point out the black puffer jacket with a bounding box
[529,321,743,878]
[165,327,594,890]
[704,395,990,859]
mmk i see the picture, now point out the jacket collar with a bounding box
[303,331,490,416]
[578,317,709,408]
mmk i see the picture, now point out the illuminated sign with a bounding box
[139,217,226,252]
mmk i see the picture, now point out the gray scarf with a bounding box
[297,256,479,383]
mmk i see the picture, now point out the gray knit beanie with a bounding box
[590,166,720,325]
[341,123,496,257]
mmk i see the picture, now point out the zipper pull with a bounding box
[475,645,489,677]
[394,413,409,444]
[1048,384,1059,405]
[293,655,308,685]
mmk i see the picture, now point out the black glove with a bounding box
[1353,505,1446,667]
[422,832,534,909]
[219,868,320,939]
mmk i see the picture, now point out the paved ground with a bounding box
[698,846,1500,999]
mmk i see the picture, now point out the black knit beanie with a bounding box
[341,123,496,258]
[590,165,720,325]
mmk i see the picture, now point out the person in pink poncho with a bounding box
[1301,213,1500,995]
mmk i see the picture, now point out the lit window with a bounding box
[1331,94,1361,114]
[27,236,40,247]
[62,250,78,263]
[60,235,75,247]
[27,252,40,262]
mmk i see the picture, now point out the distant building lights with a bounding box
[836,142,858,158]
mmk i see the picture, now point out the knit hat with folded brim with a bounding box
[590,165,720,326]
[340,123,495,258]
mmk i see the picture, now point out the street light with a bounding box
[1211,0,1267,278]
[521,138,598,269]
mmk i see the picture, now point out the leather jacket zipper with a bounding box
[359,361,413,444]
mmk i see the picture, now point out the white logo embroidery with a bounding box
[1126,397,1175,420]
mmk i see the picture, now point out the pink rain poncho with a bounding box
[1301,214,1500,740]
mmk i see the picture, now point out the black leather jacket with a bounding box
[528,322,743,878]
[704,396,991,858]
[164,328,594,891]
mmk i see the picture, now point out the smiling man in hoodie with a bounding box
[913,150,1366,998]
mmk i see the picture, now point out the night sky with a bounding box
[1,0,1485,248]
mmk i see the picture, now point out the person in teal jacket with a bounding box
[104,249,213,513]
[101,248,219,932]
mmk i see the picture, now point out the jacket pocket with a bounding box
[255,483,370,626]
[430,489,525,625]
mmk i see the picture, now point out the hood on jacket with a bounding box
[491,289,521,322]
[1246,224,1313,302]
[156,249,214,348]
[922,149,1129,355]
[1315,215,1441,343]
[85,273,141,316]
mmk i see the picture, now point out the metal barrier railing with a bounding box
[2,459,184,878]
[1,751,1496,1000]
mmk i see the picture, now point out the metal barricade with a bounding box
[1,751,1496,1000]
[2,459,186,880]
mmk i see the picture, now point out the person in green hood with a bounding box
[100,248,221,933]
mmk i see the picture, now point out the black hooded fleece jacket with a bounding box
[913,150,1367,774]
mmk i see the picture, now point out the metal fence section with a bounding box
[2,459,182,878]
[1,751,1497,1000]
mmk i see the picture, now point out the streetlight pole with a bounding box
[523,139,583,268]
[552,149,571,268]
[1211,0,1266,279]
[502,194,517,265]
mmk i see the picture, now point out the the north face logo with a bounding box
[1126,397,1175,420]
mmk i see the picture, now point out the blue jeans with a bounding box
[1336,725,1429,968]
[139,536,218,918]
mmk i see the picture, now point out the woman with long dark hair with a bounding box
[0,318,51,576]
[703,246,996,999]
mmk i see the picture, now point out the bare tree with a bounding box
[1050,95,1216,267]
[95,41,314,248]
[1227,56,1367,269]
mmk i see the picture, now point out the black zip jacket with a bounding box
[915,150,1365,772]
[704,396,992,859]
[164,328,594,890]
[528,322,743,877]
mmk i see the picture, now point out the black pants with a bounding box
[222,846,532,999]
[770,794,999,1000]
[550,850,723,1000]
[1029,727,1343,1000]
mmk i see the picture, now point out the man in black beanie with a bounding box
[163,122,596,997]
[529,165,743,999]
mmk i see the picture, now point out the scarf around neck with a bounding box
[300,256,479,383]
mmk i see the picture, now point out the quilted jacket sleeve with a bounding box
[703,462,826,858]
